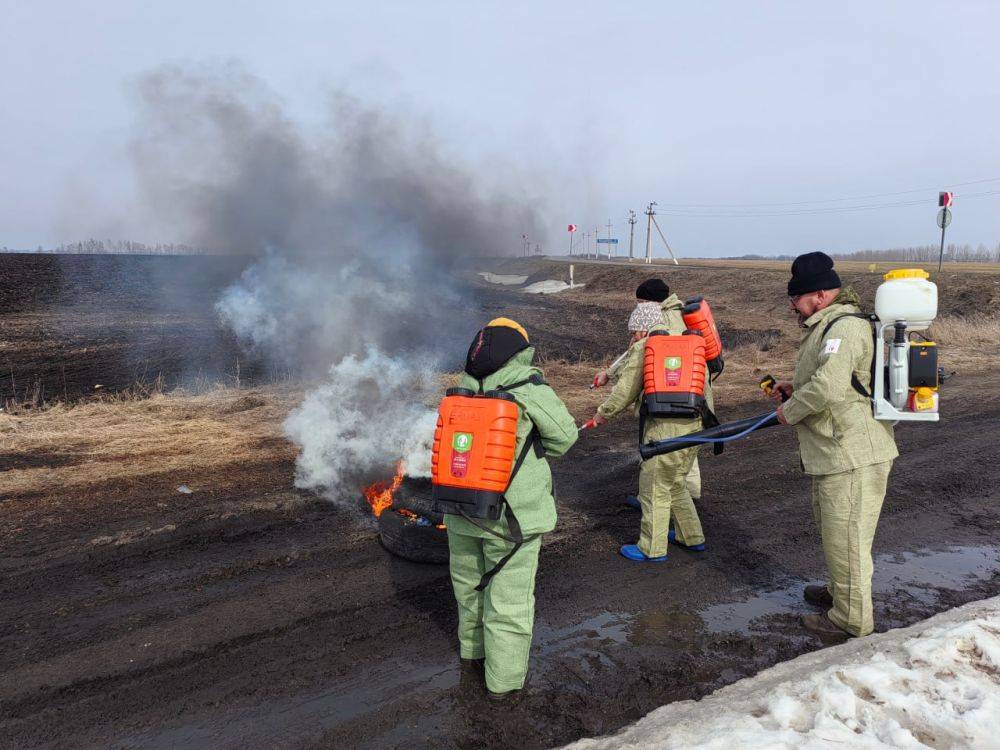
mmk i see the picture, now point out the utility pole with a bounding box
[650,213,680,265]
[606,219,613,259]
[627,210,637,261]
[644,202,657,264]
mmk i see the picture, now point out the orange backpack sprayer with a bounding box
[681,296,724,375]
[642,330,708,417]
[431,376,546,591]
[432,374,546,519]
[431,387,521,520]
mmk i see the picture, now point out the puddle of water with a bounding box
[694,544,1000,635]
[535,612,629,654]
[626,607,704,646]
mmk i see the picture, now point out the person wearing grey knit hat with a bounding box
[588,286,712,562]
[592,287,707,514]
[628,301,664,332]
[592,300,665,389]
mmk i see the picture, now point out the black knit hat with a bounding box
[636,278,670,302]
[464,324,530,381]
[788,252,842,296]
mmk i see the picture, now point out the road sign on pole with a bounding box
[567,224,577,255]
[936,193,954,272]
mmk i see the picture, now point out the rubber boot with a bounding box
[802,612,853,638]
[668,529,706,551]
[803,585,833,609]
[487,672,528,703]
[619,544,667,562]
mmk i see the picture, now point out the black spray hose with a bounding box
[639,410,780,460]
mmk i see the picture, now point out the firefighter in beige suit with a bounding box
[593,279,703,504]
[772,252,898,638]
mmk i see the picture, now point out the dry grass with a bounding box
[0,386,300,497]
[926,315,1000,371]
[2,311,990,501]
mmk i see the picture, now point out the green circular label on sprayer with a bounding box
[452,432,473,453]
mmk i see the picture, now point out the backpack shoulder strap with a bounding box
[494,373,547,391]
[467,425,541,592]
[820,312,875,338]
[819,313,877,399]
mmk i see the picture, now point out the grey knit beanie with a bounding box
[628,301,663,332]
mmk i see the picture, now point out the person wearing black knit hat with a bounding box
[635,277,670,302]
[787,251,842,298]
[766,252,898,640]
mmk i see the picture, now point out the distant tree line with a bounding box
[724,243,1000,264]
[0,239,211,255]
[832,243,1000,264]
[51,239,208,255]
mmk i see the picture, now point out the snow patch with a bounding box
[566,596,1000,750]
[523,280,583,294]
[478,272,528,285]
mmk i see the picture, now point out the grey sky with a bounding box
[2,1,998,256]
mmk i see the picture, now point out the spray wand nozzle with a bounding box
[759,374,790,402]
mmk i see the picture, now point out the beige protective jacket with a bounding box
[782,291,898,475]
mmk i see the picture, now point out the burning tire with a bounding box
[378,506,449,564]
[374,477,449,565]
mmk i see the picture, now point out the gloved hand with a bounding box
[772,381,793,403]
[591,370,609,388]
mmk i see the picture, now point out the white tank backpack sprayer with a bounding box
[822,268,944,422]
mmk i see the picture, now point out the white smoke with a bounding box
[282,348,439,499]
[125,63,544,506]
[216,253,411,371]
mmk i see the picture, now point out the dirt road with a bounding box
[1,257,998,748]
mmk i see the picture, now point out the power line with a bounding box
[654,176,1000,210]
[651,189,1000,219]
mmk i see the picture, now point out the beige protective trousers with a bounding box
[811,460,893,636]
[685,457,702,499]
[638,444,702,558]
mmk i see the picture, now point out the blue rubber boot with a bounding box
[668,529,706,551]
[619,544,667,562]
[624,495,641,509]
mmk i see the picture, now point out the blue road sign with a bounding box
[596,238,619,244]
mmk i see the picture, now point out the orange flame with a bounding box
[363,460,406,517]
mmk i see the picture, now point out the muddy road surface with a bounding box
[3,375,997,749]
[2,257,998,748]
